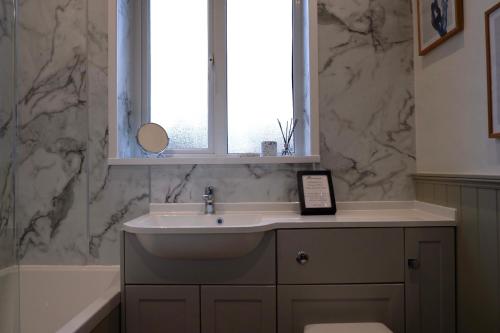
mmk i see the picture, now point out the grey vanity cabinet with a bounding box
[123,231,277,333]
[201,286,276,333]
[405,228,456,333]
[123,227,456,333]
[125,285,200,333]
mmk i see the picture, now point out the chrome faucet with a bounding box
[203,186,215,214]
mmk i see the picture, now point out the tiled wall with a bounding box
[415,174,500,333]
[15,0,415,264]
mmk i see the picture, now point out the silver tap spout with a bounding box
[203,186,215,214]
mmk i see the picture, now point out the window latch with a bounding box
[209,56,215,65]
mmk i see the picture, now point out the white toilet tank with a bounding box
[304,323,393,333]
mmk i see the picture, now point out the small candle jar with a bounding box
[261,141,278,157]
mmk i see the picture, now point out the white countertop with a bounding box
[123,201,456,234]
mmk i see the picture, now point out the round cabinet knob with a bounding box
[408,258,420,270]
[296,251,309,265]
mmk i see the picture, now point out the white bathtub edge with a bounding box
[55,266,120,333]
[56,284,120,333]
[0,265,18,277]
[19,265,119,273]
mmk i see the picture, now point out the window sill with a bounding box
[108,155,320,166]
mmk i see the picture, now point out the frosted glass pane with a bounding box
[227,0,294,154]
[150,0,208,150]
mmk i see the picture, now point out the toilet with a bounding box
[304,323,393,333]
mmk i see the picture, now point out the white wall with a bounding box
[415,0,500,175]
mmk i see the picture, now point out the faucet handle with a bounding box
[205,186,214,195]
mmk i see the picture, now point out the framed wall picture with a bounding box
[486,2,500,139]
[416,0,464,55]
[297,170,336,216]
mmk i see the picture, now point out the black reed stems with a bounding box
[277,118,298,146]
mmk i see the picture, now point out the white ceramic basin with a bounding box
[125,214,266,260]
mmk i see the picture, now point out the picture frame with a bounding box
[416,0,464,56]
[486,2,500,138]
[297,170,337,216]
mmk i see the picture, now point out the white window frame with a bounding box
[141,0,220,155]
[108,0,320,165]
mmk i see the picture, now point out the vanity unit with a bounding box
[121,202,456,333]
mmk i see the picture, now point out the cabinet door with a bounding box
[201,286,276,333]
[405,228,455,333]
[278,284,404,333]
[125,285,200,333]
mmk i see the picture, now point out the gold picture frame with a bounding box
[416,0,464,56]
[486,2,500,138]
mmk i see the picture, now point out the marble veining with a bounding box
[117,0,142,159]
[151,164,312,204]
[317,0,415,201]
[87,0,149,264]
[16,0,89,264]
[14,0,415,264]
[88,165,149,263]
[0,0,15,269]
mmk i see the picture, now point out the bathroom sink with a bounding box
[124,213,267,260]
[122,201,456,260]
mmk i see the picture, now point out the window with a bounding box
[227,0,294,154]
[145,0,316,156]
[108,0,319,163]
[149,0,209,151]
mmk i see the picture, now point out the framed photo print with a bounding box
[486,2,500,138]
[297,170,337,216]
[416,0,464,55]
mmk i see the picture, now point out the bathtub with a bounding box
[20,266,120,333]
[0,265,20,333]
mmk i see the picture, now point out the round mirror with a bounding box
[137,123,169,154]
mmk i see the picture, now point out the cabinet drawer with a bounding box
[277,228,404,284]
[278,284,404,333]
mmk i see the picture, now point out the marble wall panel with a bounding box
[87,0,149,264]
[150,164,312,204]
[0,0,15,269]
[16,0,89,264]
[317,0,415,201]
[14,0,415,264]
